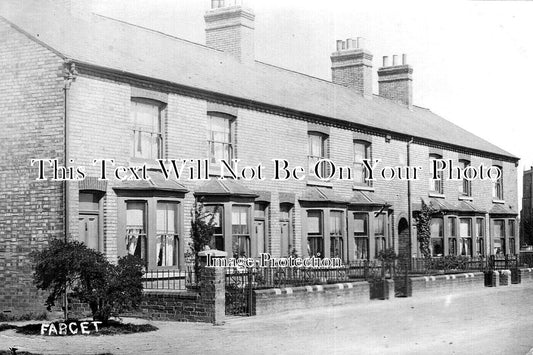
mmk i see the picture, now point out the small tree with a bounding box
[415,200,436,259]
[189,200,217,277]
[31,239,144,323]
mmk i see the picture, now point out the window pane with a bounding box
[493,220,505,237]
[430,218,443,237]
[354,238,368,259]
[476,219,484,237]
[330,211,343,236]
[509,220,515,237]
[309,134,324,157]
[431,238,443,256]
[460,219,471,237]
[307,211,322,235]
[353,142,367,162]
[354,213,367,234]
[232,206,249,235]
[374,214,385,236]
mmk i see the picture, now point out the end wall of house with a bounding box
[0,19,66,314]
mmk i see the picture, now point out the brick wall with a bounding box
[0,18,65,314]
[253,281,370,316]
[139,268,224,324]
[409,272,485,297]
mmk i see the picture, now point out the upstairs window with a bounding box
[492,166,504,200]
[353,140,371,186]
[131,99,163,160]
[429,154,444,194]
[308,132,329,178]
[459,160,472,197]
[208,113,233,164]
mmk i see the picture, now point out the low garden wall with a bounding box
[409,272,485,297]
[139,268,225,324]
[253,281,370,316]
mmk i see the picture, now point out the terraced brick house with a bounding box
[0,0,519,314]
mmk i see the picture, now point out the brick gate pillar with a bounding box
[199,266,225,325]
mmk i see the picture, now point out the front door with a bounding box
[78,214,99,250]
[255,220,265,255]
[280,221,290,256]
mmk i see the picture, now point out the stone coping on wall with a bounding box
[142,289,199,300]
[254,282,366,296]
[410,272,484,283]
[253,281,370,316]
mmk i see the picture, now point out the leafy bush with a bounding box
[415,200,436,259]
[31,239,144,323]
[189,200,217,277]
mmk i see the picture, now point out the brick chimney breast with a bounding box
[330,37,373,98]
[377,54,413,108]
[205,2,255,64]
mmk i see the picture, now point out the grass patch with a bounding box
[0,319,158,336]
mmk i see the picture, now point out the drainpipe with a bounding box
[407,138,414,271]
[62,60,77,320]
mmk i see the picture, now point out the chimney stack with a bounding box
[377,53,413,108]
[204,0,255,63]
[330,37,373,98]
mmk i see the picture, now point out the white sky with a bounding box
[92,0,533,207]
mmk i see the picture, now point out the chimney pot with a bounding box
[346,38,354,49]
[357,37,364,49]
[393,55,398,66]
[402,54,407,65]
[336,40,344,51]
[383,56,389,67]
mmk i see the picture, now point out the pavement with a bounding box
[1,284,533,355]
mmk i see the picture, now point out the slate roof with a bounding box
[195,179,258,197]
[0,0,518,160]
[113,170,188,192]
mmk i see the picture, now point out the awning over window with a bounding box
[194,179,258,198]
[299,186,348,205]
[349,190,389,207]
[489,203,518,216]
[417,198,486,215]
[113,170,188,193]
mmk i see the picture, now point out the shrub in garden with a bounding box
[31,239,144,323]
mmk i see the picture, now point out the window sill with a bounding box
[353,185,375,192]
[428,192,445,199]
[307,179,332,188]
[492,199,505,204]
[458,196,473,201]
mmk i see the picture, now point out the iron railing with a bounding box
[142,267,195,290]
